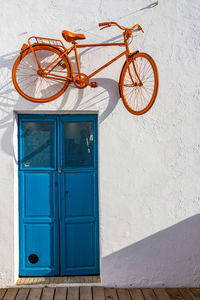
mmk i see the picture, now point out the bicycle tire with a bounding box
[119,52,159,115]
[12,44,72,103]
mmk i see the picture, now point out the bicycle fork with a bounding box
[124,30,143,86]
[127,55,143,87]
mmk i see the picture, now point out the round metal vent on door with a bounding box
[28,254,39,264]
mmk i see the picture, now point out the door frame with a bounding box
[14,111,101,280]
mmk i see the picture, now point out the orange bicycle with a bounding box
[12,21,159,115]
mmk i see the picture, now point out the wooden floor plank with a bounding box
[190,289,200,294]
[104,288,118,300]
[54,287,67,300]
[117,288,132,300]
[3,287,200,300]
[92,287,105,300]
[165,289,185,300]
[141,289,157,300]
[67,287,79,300]
[15,288,30,300]
[153,289,171,300]
[3,288,19,300]
[179,288,197,300]
[189,289,200,299]
[41,287,55,300]
[0,289,7,300]
[27,288,42,300]
[128,289,145,300]
[80,287,92,300]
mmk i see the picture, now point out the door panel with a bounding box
[25,223,55,268]
[24,173,54,218]
[64,172,94,217]
[65,222,95,269]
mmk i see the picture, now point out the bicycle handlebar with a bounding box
[99,22,111,27]
[98,21,144,32]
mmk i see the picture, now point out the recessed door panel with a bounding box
[25,223,55,269]
[65,223,95,269]
[64,172,94,217]
[24,173,54,218]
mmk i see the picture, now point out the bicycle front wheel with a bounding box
[119,52,159,115]
[12,44,71,103]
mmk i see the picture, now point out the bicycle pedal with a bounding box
[90,81,98,88]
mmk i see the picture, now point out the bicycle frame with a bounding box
[67,42,127,79]
[27,35,140,86]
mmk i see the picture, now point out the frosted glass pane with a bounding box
[22,122,55,168]
[63,122,94,168]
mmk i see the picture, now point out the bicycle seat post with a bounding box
[73,41,82,77]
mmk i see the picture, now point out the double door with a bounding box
[18,114,99,276]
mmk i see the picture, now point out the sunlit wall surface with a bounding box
[0,0,200,287]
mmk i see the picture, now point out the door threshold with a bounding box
[16,276,101,286]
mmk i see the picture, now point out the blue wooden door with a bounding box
[60,115,99,275]
[19,114,99,276]
[18,115,59,276]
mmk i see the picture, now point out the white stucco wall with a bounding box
[0,0,200,287]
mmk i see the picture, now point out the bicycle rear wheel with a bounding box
[12,44,71,103]
[119,52,159,115]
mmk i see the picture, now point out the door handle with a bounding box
[58,167,62,174]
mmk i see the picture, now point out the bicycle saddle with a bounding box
[62,30,86,42]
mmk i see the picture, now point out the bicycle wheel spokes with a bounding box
[13,45,71,102]
[17,50,66,99]
[125,58,154,110]
[120,52,158,115]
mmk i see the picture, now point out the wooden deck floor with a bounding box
[0,287,200,300]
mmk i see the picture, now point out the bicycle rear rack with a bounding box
[28,36,67,51]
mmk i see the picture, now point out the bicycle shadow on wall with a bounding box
[0,46,119,157]
[0,51,43,156]
[69,77,119,123]
[0,51,22,156]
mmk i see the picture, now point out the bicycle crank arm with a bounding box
[72,73,98,89]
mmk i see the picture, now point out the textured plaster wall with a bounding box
[0,0,200,287]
